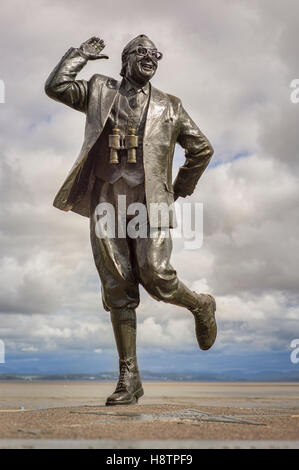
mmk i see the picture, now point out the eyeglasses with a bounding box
[130,46,163,61]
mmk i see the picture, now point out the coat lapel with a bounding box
[144,84,169,140]
[98,77,121,130]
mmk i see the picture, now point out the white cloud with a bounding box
[0,0,298,364]
[21,346,38,352]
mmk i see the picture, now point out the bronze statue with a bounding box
[45,35,217,406]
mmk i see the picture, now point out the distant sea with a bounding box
[0,370,299,382]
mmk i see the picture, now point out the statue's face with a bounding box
[125,37,160,85]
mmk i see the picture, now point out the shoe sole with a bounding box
[195,295,217,351]
[208,294,216,312]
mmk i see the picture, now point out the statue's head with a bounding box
[120,34,162,85]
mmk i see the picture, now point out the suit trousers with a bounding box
[90,177,188,312]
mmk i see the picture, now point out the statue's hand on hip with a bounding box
[79,37,109,60]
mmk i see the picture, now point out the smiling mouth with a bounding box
[140,62,155,72]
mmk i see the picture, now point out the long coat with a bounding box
[45,47,214,227]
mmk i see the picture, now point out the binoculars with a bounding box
[109,128,138,164]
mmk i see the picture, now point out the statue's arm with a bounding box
[173,103,214,199]
[45,37,108,113]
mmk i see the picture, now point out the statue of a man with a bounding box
[45,35,217,406]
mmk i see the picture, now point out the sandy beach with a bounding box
[0,381,298,448]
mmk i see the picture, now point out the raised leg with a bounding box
[135,228,217,350]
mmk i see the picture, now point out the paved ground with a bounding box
[0,381,298,448]
[0,439,298,449]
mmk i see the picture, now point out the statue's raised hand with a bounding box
[79,37,109,60]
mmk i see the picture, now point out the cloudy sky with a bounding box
[0,0,299,377]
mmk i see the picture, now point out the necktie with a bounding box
[128,89,140,110]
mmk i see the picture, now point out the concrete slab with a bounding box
[0,439,298,449]
[0,381,298,447]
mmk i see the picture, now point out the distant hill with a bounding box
[0,370,298,382]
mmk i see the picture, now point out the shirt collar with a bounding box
[122,77,150,95]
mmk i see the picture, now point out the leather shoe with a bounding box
[191,293,217,350]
